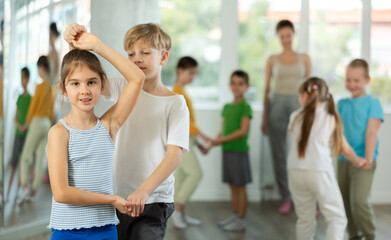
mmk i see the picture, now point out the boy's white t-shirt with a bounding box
[109,78,189,204]
[287,107,336,173]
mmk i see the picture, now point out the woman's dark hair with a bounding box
[21,67,30,78]
[177,56,198,70]
[231,70,249,85]
[60,49,110,96]
[37,55,50,73]
[276,19,295,33]
[50,22,60,37]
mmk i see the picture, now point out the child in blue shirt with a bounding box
[337,59,384,240]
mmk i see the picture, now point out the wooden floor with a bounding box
[11,201,391,240]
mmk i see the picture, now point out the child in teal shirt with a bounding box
[337,59,383,240]
[208,70,252,232]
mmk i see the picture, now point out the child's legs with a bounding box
[288,170,316,240]
[19,119,42,187]
[32,133,49,192]
[338,161,357,237]
[229,184,239,214]
[174,136,202,206]
[350,162,376,238]
[236,185,248,218]
[316,171,347,240]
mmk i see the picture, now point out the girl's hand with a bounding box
[71,31,102,52]
[126,189,149,217]
[197,143,209,155]
[112,195,131,215]
[63,23,88,50]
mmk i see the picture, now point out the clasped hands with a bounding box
[113,189,149,218]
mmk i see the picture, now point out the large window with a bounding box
[161,0,391,107]
[238,0,301,102]
[370,1,391,105]
[309,0,362,100]
[160,0,221,103]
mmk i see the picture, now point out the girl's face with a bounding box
[299,92,308,107]
[63,65,103,112]
[345,66,369,98]
[277,27,294,50]
[229,75,249,99]
[178,66,199,85]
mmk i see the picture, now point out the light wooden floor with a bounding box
[14,201,391,240]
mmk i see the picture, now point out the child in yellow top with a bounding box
[18,56,55,204]
[172,56,211,228]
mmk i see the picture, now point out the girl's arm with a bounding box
[341,135,365,167]
[362,119,382,170]
[126,145,182,217]
[211,117,250,146]
[47,123,130,214]
[261,56,273,134]
[63,24,145,140]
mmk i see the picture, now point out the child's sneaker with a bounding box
[171,211,187,229]
[278,200,292,214]
[218,214,237,227]
[222,218,245,232]
[17,189,30,205]
[184,215,202,225]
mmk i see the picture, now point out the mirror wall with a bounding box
[1,0,90,228]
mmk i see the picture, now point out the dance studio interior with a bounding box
[0,0,391,239]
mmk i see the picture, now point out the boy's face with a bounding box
[346,66,369,98]
[229,75,249,98]
[21,72,29,89]
[126,40,168,81]
[178,67,198,85]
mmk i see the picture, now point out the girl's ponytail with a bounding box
[326,93,343,157]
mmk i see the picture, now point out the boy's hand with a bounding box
[112,195,131,216]
[361,159,373,170]
[261,118,269,135]
[197,143,209,155]
[353,157,366,168]
[126,189,149,217]
[63,23,88,50]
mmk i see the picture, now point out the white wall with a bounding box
[190,107,391,204]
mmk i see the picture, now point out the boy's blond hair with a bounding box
[348,58,370,78]
[123,23,171,51]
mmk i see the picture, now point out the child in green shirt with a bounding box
[208,70,252,232]
[7,67,32,200]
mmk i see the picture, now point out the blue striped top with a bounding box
[48,118,119,230]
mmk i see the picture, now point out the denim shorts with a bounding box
[51,224,117,240]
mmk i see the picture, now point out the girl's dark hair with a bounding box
[60,49,110,96]
[231,70,249,85]
[37,55,50,73]
[293,77,343,158]
[50,22,60,37]
[21,67,30,78]
[276,19,295,33]
[177,56,198,70]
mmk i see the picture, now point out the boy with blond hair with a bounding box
[64,23,189,240]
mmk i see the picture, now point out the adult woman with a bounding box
[261,20,311,214]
